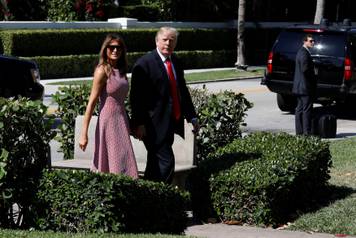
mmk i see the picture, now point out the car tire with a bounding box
[277,93,297,113]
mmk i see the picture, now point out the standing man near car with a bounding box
[130,26,199,184]
[292,34,316,135]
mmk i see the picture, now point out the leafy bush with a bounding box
[52,85,98,160]
[208,132,332,225]
[190,88,252,161]
[0,98,56,228]
[35,169,189,233]
[187,151,255,220]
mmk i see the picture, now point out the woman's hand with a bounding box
[79,133,88,151]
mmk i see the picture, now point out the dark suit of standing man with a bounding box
[130,26,199,183]
[292,34,316,135]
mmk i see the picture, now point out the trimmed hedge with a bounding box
[34,169,189,234]
[189,132,332,225]
[25,50,235,79]
[0,28,236,57]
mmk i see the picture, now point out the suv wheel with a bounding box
[277,94,297,112]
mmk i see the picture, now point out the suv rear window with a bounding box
[274,30,346,57]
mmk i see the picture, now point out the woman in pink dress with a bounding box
[79,34,138,179]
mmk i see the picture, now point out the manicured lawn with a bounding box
[185,68,264,82]
[45,68,264,86]
[0,229,189,238]
[288,137,356,236]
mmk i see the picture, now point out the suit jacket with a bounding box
[130,49,197,145]
[292,47,316,96]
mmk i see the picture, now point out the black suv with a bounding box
[262,19,356,112]
[0,55,44,100]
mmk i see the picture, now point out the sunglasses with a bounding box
[107,45,122,51]
[308,39,315,43]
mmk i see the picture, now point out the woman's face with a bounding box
[106,39,122,62]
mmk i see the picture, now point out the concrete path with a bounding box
[185,223,355,238]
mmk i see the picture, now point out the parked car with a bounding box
[0,55,44,100]
[261,19,356,112]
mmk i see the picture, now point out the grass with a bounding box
[288,137,356,235]
[45,68,264,86]
[0,229,189,238]
[185,68,263,82]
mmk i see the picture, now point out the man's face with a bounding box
[156,30,177,57]
[304,37,315,49]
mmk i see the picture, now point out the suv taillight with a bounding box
[267,52,273,74]
[344,57,352,81]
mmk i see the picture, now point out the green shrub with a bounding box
[190,88,252,161]
[35,169,189,233]
[25,50,234,79]
[208,132,332,225]
[0,29,235,57]
[52,85,98,160]
[177,50,236,69]
[187,151,255,220]
[27,52,146,79]
[0,98,56,228]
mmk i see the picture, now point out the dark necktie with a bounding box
[165,58,181,121]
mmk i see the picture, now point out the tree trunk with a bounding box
[314,0,325,24]
[235,0,247,70]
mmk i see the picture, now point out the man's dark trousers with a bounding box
[143,118,175,184]
[295,95,313,135]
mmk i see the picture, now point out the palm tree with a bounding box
[235,0,248,70]
[314,0,325,24]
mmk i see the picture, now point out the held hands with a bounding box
[133,125,146,141]
[79,133,88,151]
[191,118,200,134]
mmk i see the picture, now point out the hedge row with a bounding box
[26,50,235,79]
[188,132,332,226]
[0,28,236,57]
[35,170,189,233]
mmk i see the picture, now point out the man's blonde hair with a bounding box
[155,26,179,41]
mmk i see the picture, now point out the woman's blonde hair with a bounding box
[98,33,128,76]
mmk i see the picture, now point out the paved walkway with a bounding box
[185,223,355,238]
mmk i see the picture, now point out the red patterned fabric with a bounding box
[165,58,181,121]
[92,69,138,178]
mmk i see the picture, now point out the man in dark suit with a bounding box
[130,26,199,183]
[292,34,316,135]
